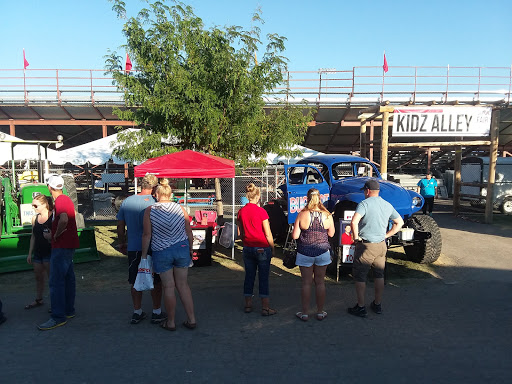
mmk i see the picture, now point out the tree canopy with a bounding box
[106,0,313,166]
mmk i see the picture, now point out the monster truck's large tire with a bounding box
[61,174,78,211]
[500,197,512,215]
[327,201,358,274]
[403,215,442,264]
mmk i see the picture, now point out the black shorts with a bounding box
[128,251,161,285]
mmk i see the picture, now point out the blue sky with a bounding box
[2,0,511,71]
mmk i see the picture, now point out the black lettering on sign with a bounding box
[420,114,427,132]
[397,115,406,132]
[411,115,419,132]
[456,114,464,132]
[465,115,472,131]
[448,115,454,132]
[441,115,447,132]
[432,115,440,131]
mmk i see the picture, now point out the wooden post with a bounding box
[215,178,224,218]
[380,111,389,179]
[9,121,15,136]
[453,145,462,215]
[485,109,500,224]
[427,148,432,173]
[369,121,374,164]
[360,119,367,158]
[102,124,107,138]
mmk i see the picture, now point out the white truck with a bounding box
[461,156,512,214]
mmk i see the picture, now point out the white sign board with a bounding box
[392,107,492,137]
[342,245,355,263]
[343,210,355,221]
[20,203,34,226]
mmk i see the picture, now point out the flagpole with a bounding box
[381,50,385,101]
[23,48,27,103]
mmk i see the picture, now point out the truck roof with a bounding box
[298,154,371,165]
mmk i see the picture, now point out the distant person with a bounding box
[117,174,166,325]
[25,194,53,310]
[38,175,79,330]
[292,188,334,321]
[0,299,6,325]
[341,224,354,245]
[417,172,438,216]
[237,183,277,316]
[349,179,403,317]
[141,179,196,331]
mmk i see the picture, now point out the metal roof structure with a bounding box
[1,66,511,170]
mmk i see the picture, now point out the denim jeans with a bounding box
[49,248,76,322]
[243,246,272,298]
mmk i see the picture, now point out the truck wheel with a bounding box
[62,174,79,211]
[500,197,512,215]
[404,215,442,264]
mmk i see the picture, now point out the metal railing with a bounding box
[0,66,511,105]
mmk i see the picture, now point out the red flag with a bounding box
[23,49,29,70]
[125,53,132,72]
[383,52,388,73]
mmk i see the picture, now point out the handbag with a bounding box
[133,256,154,291]
[282,248,297,269]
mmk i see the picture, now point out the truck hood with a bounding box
[331,177,422,216]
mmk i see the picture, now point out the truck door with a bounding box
[284,165,329,224]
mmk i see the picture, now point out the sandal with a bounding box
[25,298,44,310]
[183,320,197,330]
[261,308,277,316]
[160,321,176,331]
[316,311,327,321]
[244,306,253,313]
[295,312,309,322]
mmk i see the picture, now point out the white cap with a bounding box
[47,174,64,190]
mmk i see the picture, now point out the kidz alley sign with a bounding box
[289,193,329,214]
[392,107,492,137]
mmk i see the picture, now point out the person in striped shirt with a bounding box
[141,179,196,331]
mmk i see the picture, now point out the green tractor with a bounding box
[0,175,99,273]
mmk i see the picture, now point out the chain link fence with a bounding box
[1,162,287,222]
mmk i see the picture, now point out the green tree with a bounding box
[106,0,313,166]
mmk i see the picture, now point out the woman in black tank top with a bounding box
[291,188,335,322]
[25,194,53,310]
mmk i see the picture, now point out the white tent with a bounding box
[266,145,324,164]
[49,133,128,166]
[0,133,59,164]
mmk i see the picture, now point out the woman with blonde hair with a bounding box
[141,178,197,331]
[292,188,334,321]
[237,183,276,316]
[25,194,53,309]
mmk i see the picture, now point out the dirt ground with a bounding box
[1,199,511,384]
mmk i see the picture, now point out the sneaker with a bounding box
[371,301,383,314]
[347,304,367,318]
[151,312,168,324]
[38,318,67,331]
[131,311,147,324]
[66,313,76,319]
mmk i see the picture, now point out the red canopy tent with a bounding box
[134,150,235,178]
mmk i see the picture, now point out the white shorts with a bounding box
[295,250,331,267]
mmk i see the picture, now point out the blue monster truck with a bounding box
[278,154,442,264]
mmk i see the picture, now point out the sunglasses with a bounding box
[32,204,41,208]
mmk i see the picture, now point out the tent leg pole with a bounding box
[232,177,235,260]
[134,177,138,195]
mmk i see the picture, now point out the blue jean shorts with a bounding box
[152,240,191,274]
[296,250,331,267]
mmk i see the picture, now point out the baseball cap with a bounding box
[361,179,380,191]
[47,174,64,190]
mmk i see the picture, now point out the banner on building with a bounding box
[392,107,492,137]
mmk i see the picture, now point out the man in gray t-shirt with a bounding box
[348,179,403,317]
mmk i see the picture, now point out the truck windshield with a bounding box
[332,162,375,180]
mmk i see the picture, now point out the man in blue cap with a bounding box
[348,179,403,317]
